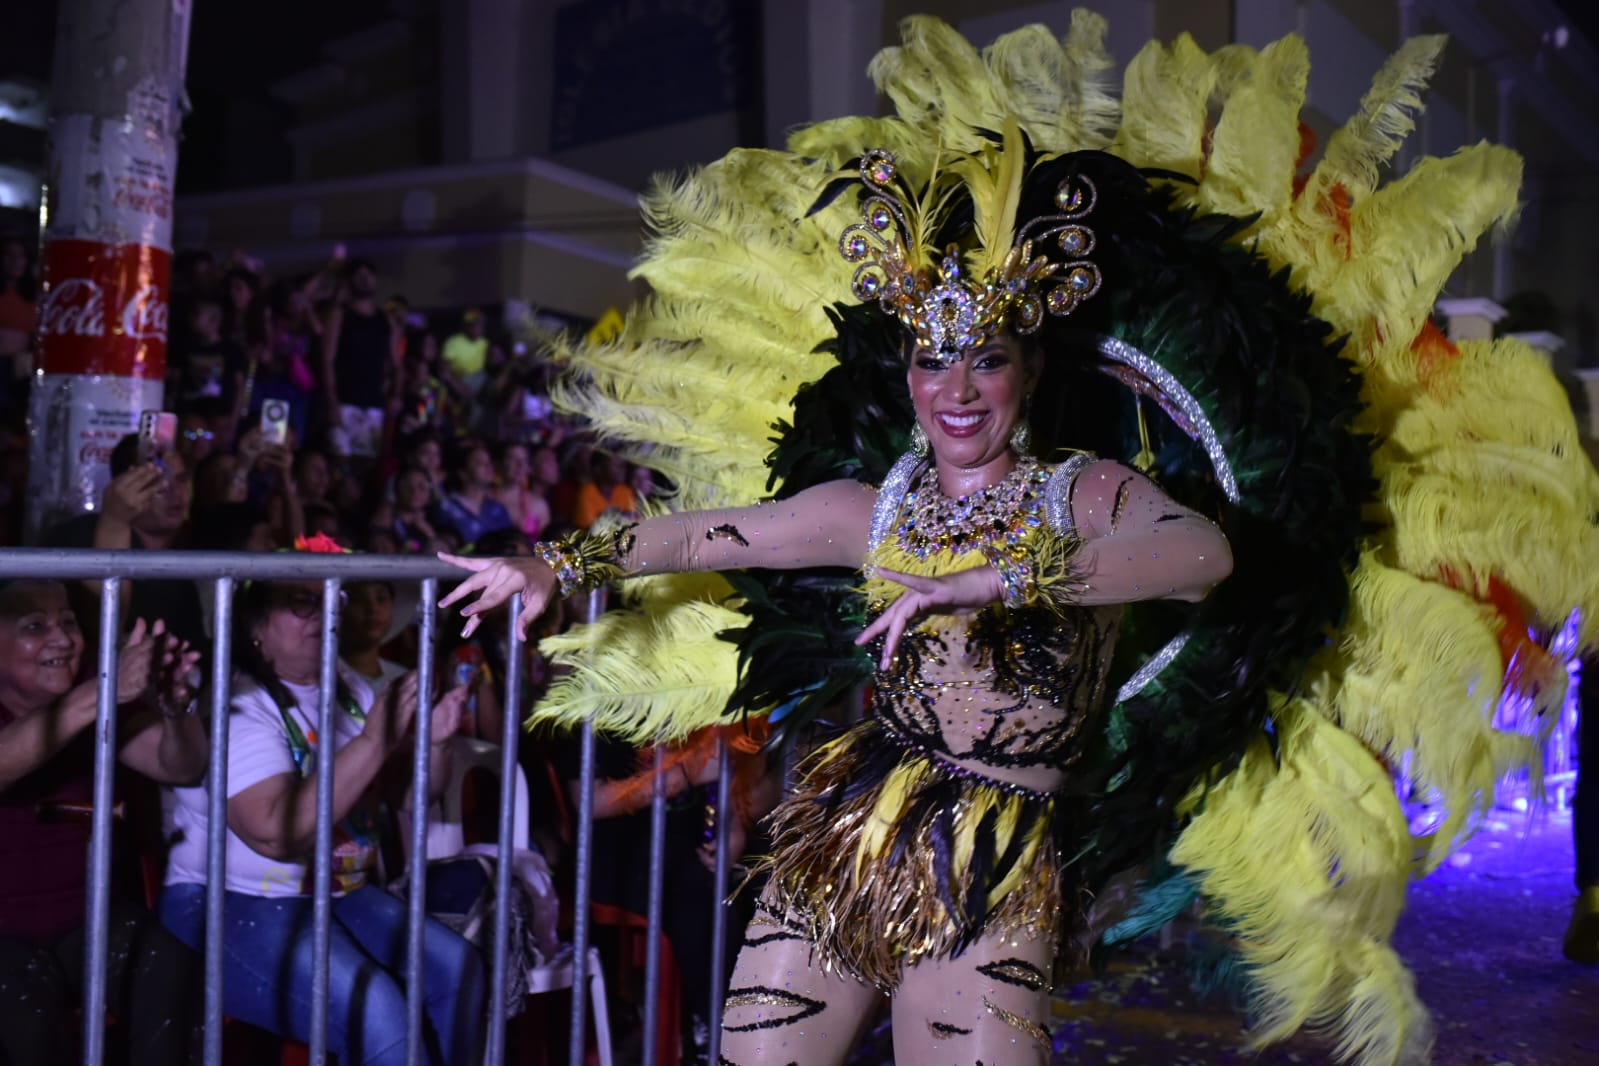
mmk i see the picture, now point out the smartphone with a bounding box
[260,399,290,446]
[137,411,177,466]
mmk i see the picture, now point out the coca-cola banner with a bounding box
[36,238,171,379]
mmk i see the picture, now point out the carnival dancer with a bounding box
[444,13,1599,1065]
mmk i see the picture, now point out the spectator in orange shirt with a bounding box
[571,450,637,529]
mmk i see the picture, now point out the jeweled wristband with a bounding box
[981,542,1038,609]
[534,529,625,597]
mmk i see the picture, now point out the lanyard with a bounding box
[275,690,366,779]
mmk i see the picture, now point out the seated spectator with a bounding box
[159,574,482,1066]
[392,466,448,554]
[400,430,447,498]
[436,442,513,547]
[341,581,410,698]
[0,580,206,1065]
[571,450,638,529]
[493,442,552,540]
[41,436,205,654]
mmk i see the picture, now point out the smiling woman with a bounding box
[157,567,485,1066]
[0,579,207,1065]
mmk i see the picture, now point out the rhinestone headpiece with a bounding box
[837,145,1103,364]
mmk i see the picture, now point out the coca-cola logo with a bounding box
[39,278,106,337]
[78,439,115,467]
[121,284,169,340]
[38,278,169,341]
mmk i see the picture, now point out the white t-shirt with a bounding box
[165,666,376,898]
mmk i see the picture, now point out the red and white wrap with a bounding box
[26,81,178,534]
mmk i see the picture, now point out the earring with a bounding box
[910,422,929,457]
[1011,394,1033,454]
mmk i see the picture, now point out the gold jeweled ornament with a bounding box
[835,131,1104,365]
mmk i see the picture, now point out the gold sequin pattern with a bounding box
[756,725,1063,991]
[982,995,1052,1047]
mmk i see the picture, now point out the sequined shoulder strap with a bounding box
[1043,452,1098,536]
[867,450,929,553]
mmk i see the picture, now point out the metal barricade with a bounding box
[0,548,734,1066]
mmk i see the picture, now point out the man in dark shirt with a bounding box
[40,435,206,658]
[321,259,400,462]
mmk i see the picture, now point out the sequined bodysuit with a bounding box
[602,451,1227,989]
[865,455,1121,794]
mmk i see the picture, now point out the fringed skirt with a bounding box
[759,719,1075,991]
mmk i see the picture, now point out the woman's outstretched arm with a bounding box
[441,479,879,639]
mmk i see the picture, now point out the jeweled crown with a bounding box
[837,141,1102,362]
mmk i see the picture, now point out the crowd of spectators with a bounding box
[0,239,767,1065]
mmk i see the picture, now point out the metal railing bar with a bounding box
[706,733,734,1065]
[485,595,524,1066]
[0,548,460,582]
[203,576,235,1066]
[309,578,343,1065]
[403,579,439,1066]
[641,744,668,1066]
[80,577,122,1066]
[568,587,605,1066]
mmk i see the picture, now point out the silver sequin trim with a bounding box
[1043,452,1096,534]
[1096,337,1239,504]
[868,450,927,553]
[1116,630,1190,703]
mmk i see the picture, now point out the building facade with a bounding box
[169,0,1598,355]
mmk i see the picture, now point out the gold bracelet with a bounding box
[533,529,625,597]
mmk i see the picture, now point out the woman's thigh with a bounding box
[889,924,1055,1066]
[718,893,883,1066]
[332,884,483,1001]
[160,883,409,1061]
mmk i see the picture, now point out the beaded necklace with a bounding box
[894,456,1050,559]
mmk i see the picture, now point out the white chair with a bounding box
[431,737,613,1066]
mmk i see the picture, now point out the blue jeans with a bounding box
[159,882,484,1066]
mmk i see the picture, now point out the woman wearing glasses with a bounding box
[159,575,484,1066]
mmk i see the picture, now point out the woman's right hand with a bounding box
[437,554,557,641]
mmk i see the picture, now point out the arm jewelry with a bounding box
[980,528,1087,617]
[533,524,633,597]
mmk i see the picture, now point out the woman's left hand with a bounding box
[428,685,470,746]
[854,565,1004,670]
[154,630,203,716]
